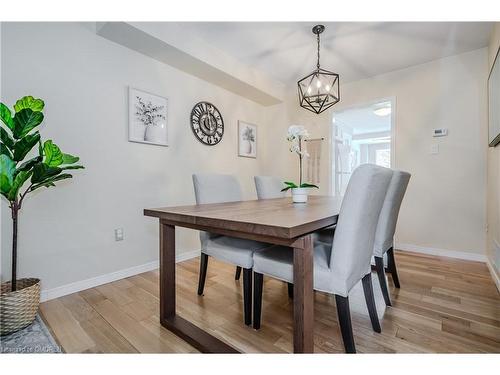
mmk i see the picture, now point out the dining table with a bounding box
[144,195,342,353]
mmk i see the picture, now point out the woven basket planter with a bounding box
[0,278,40,336]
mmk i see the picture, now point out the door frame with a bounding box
[330,96,396,196]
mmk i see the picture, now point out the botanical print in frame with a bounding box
[128,87,168,146]
[238,121,257,158]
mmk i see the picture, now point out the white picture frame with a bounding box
[128,87,168,146]
[238,121,257,158]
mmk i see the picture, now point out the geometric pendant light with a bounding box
[297,25,340,114]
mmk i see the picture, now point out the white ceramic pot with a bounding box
[291,187,308,203]
[243,140,252,154]
[144,123,166,143]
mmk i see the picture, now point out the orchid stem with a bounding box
[299,136,303,187]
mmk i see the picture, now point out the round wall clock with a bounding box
[190,102,224,146]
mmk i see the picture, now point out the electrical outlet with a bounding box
[114,228,124,241]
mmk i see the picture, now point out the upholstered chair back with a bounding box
[373,170,411,257]
[254,176,286,200]
[192,174,242,243]
[192,173,242,205]
[330,164,393,293]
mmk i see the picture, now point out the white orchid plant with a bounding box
[282,125,319,192]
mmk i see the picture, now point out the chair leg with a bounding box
[253,272,263,329]
[387,247,401,288]
[335,295,356,353]
[362,274,381,333]
[375,256,392,307]
[235,266,242,280]
[287,282,294,299]
[243,268,252,326]
[197,253,209,296]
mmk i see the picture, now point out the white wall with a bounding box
[263,48,489,257]
[487,23,500,281]
[0,22,269,292]
[0,22,492,298]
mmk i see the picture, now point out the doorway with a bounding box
[331,98,395,197]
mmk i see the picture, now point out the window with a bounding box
[375,148,391,168]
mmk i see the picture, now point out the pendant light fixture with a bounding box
[297,25,340,114]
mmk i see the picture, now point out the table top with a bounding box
[144,195,342,240]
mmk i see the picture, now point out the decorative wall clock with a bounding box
[190,101,224,145]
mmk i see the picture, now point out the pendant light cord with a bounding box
[316,32,321,70]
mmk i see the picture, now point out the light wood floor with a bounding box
[40,250,500,353]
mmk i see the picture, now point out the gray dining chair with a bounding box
[372,170,411,306]
[254,176,286,199]
[252,164,393,353]
[192,173,271,326]
[252,175,296,297]
[235,176,286,281]
[314,169,411,306]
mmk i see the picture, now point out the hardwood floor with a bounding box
[40,250,500,353]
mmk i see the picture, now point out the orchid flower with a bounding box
[283,125,318,191]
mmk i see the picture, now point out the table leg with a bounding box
[293,234,314,353]
[158,220,238,353]
[160,221,176,320]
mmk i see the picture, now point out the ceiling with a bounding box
[334,101,392,135]
[176,22,492,86]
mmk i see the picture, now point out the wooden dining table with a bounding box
[144,195,342,353]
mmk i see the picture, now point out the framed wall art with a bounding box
[238,121,257,158]
[128,87,168,146]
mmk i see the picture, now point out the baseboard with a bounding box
[40,249,200,302]
[486,258,500,293]
[395,243,487,262]
[175,249,200,263]
[486,239,500,292]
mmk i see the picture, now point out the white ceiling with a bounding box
[334,101,392,135]
[176,22,492,86]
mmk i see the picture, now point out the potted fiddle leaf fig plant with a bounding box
[0,96,84,336]
[282,125,318,203]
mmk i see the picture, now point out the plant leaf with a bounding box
[13,132,40,161]
[38,139,43,157]
[0,103,14,130]
[299,183,319,189]
[0,154,15,195]
[7,170,32,201]
[30,173,72,192]
[60,165,84,171]
[62,153,80,165]
[16,156,42,174]
[13,96,45,113]
[43,140,64,167]
[0,127,15,149]
[1,143,13,159]
[283,181,298,188]
[12,109,44,139]
[31,162,62,184]
[280,186,292,192]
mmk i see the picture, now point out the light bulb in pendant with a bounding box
[325,85,331,92]
[307,86,312,94]
[316,80,322,88]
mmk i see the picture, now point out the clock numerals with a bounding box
[190,102,224,146]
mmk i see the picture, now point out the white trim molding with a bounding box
[395,243,487,262]
[486,239,500,292]
[486,258,500,293]
[40,249,200,302]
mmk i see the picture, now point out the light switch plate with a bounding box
[114,228,124,241]
[431,144,439,154]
